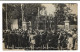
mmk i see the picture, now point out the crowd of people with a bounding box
[3,28,77,50]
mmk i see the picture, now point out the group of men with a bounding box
[3,28,77,50]
[3,29,30,49]
[57,28,77,50]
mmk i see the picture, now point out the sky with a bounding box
[66,4,77,15]
[41,3,77,16]
[41,4,56,16]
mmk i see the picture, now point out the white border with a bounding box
[0,1,79,3]
[0,1,80,52]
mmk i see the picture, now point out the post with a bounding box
[49,14,51,30]
[6,4,8,30]
[64,17,70,31]
[21,4,27,31]
[50,21,51,30]
[45,11,47,30]
[37,7,39,30]
[21,3,24,25]
[54,12,57,33]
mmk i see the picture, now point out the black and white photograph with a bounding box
[2,3,78,50]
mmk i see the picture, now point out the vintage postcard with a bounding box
[2,3,77,50]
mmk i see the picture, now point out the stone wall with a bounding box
[57,25,77,29]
